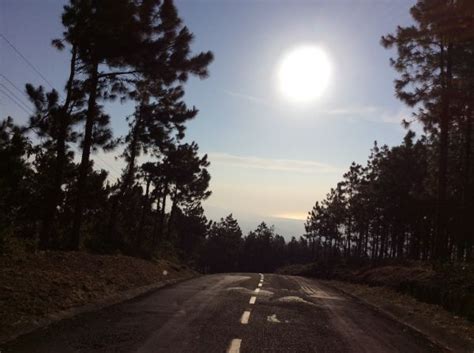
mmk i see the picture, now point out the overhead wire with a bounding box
[1,33,124,179]
[0,82,32,112]
[0,87,32,116]
[0,73,31,102]
[0,33,55,89]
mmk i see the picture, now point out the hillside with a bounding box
[0,251,194,343]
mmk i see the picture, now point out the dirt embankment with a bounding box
[279,261,474,352]
[0,251,195,343]
[325,280,474,352]
[278,261,474,322]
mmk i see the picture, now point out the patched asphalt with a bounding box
[1,273,446,353]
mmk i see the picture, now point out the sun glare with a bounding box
[278,45,331,102]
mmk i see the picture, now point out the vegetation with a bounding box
[0,0,214,259]
[305,0,474,263]
[1,0,473,274]
[201,216,312,273]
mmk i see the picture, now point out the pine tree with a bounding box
[58,0,213,248]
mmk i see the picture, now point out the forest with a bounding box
[305,0,474,264]
[1,0,473,275]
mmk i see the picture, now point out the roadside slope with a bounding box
[0,251,195,343]
[278,262,474,352]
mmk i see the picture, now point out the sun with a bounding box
[278,45,332,102]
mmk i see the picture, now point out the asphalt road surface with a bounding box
[2,273,445,353]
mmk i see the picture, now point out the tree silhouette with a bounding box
[0,118,33,244]
[381,0,474,260]
[163,142,211,239]
[202,214,242,273]
[57,0,213,249]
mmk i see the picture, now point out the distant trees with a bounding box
[240,222,287,272]
[201,218,312,273]
[305,132,432,261]
[202,214,243,272]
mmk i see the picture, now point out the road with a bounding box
[2,273,445,353]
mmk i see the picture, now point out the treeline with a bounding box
[305,0,474,263]
[1,0,214,260]
[200,215,312,273]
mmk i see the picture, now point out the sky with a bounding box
[0,0,417,238]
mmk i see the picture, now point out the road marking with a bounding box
[240,310,251,324]
[267,314,281,323]
[227,338,242,353]
[258,283,262,287]
[249,296,256,304]
[255,288,260,293]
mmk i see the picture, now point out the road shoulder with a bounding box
[321,279,474,353]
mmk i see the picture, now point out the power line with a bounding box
[94,154,124,177]
[0,73,30,102]
[0,87,33,117]
[0,33,56,89]
[0,82,32,112]
[70,144,123,179]
[1,34,125,178]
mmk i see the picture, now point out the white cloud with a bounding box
[207,152,342,174]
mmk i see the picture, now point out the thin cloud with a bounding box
[223,89,411,126]
[223,89,271,106]
[207,152,342,174]
[379,107,412,124]
[320,105,380,116]
[271,212,308,221]
[325,105,413,125]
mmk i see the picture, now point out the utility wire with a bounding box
[1,33,125,179]
[0,87,33,116]
[0,73,31,102]
[93,155,123,178]
[0,82,32,112]
[0,33,55,89]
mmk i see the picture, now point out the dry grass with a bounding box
[0,251,193,341]
[326,280,474,352]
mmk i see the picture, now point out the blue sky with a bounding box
[0,0,417,238]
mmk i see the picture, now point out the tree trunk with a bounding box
[461,110,472,261]
[106,114,142,243]
[70,61,99,250]
[136,175,151,248]
[152,191,162,246]
[159,185,168,240]
[166,196,177,240]
[346,216,352,257]
[39,45,77,249]
[435,43,452,262]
